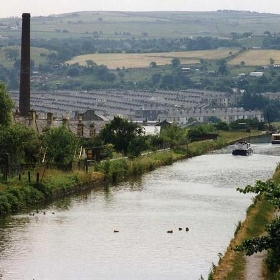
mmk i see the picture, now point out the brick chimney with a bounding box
[47,112,53,126]
[90,123,96,138]
[28,109,37,131]
[19,13,31,117]
[77,116,84,136]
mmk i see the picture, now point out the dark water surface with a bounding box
[0,139,279,280]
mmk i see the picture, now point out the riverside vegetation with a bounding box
[0,128,260,217]
[1,82,279,278]
[211,163,280,279]
[0,80,263,217]
[1,126,278,278]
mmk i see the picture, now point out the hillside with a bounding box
[1,10,280,94]
[1,10,280,40]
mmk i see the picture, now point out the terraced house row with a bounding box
[9,88,263,126]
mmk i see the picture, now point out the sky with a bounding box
[1,0,280,18]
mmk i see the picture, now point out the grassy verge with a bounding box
[0,150,183,216]
[212,198,274,280]
[213,162,280,280]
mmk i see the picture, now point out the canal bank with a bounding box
[0,130,261,217]
[0,137,278,280]
[213,142,280,280]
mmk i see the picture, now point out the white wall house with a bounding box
[158,107,263,125]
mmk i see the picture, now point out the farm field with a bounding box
[66,48,240,69]
[228,49,280,66]
[66,49,280,69]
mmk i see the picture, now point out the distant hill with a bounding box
[1,10,280,40]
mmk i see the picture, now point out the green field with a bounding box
[0,46,51,68]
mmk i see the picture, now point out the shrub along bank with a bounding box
[0,151,181,216]
[0,130,261,217]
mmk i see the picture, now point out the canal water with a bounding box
[1,137,280,280]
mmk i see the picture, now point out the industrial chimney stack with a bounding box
[19,13,31,117]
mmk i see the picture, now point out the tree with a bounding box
[160,123,186,149]
[208,116,222,124]
[171,58,181,67]
[161,74,174,89]
[67,66,80,77]
[42,126,78,165]
[151,73,162,85]
[4,48,19,61]
[264,104,280,122]
[150,61,157,68]
[99,116,144,155]
[0,124,39,168]
[0,83,14,126]
[187,123,217,141]
[217,59,228,75]
[214,121,229,131]
[85,60,97,68]
[127,136,148,158]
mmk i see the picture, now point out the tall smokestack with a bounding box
[19,13,31,116]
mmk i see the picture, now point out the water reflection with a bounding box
[0,142,279,280]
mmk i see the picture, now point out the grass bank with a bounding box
[0,130,262,217]
[212,197,275,280]
[0,150,183,215]
[212,157,280,280]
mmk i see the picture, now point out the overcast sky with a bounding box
[1,0,280,18]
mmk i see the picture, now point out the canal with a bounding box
[0,137,280,280]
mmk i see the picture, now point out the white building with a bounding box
[158,107,263,125]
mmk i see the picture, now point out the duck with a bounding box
[186,227,189,232]
[167,230,173,233]
[114,230,119,233]
[179,227,182,231]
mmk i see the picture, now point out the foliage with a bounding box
[0,185,44,215]
[208,116,221,124]
[146,134,165,151]
[99,116,144,155]
[171,58,181,67]
[127,136,148,158]
[229,118,263,130]
[96,158,128,182]
[160,123,187,148]
[214,121,230,131]
[236,180,280,272]
[187,123,217,141]
[237,180,280,209]
[217,59,229,75]
[81,136,103,149]
[0,124,39,167]
[42,126,78,165]
[0,82,14,126]
[239,92,269,111]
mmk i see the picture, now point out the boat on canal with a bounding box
[271,132,280,144]
[232,141,253,156]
